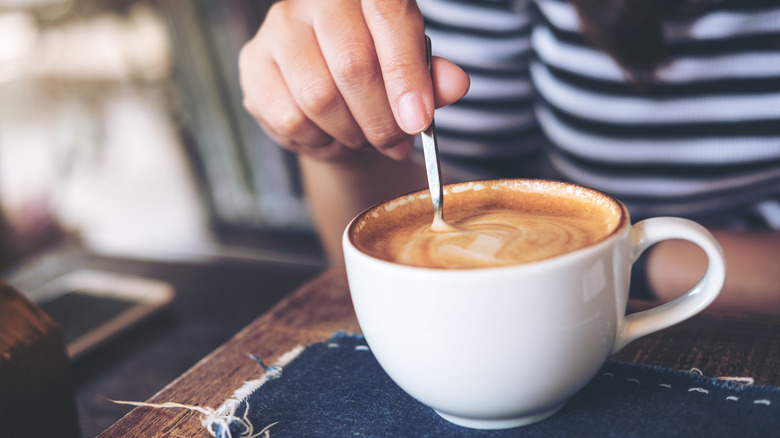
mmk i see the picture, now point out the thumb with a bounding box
[431,57,470,109]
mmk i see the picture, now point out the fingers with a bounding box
[241,0,409,160]
[315,0,414,156]
[269,8,372,150]
[239,0,468,162]
[239,21,331,153]
[240,45,326,147]
[362,0,431,135]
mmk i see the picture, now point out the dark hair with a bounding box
[571,0,671,85]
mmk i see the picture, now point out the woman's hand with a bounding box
[239,0,469,161]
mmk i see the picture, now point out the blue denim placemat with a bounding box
[206,333,778,437]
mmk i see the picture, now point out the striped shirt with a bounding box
[421,0,780,229]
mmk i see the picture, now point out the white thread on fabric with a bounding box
[108,400,215,416]
[108,400,278,438]
[328,343,339,348]
[355,345,369,351]
[688,388,709,394]
[595,368,775,408]
[717,376,755,386]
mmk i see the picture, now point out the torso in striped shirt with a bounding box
[420,0,780,230]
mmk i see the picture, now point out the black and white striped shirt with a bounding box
[422,0,780,229]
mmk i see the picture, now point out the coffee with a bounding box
[349,180,623,269]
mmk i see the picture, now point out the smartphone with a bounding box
[29,269,175,359]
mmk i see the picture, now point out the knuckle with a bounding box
[368,0,420,24]
[343,135,369,150]
[365,123,406,149]
[331,44,379,88]
[237,43,250,68]
[237,41,261,89]
[273,107,309,139]
[259,2,298,40]
[264,1,288,22]
[382,56,417,83]
[297,78,341,117]
[242,96,260,120]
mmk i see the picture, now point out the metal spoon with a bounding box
[421,36,453,232]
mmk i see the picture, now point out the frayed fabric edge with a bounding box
[111,344,307,438]
[205,334,361,437]
[204,344,306,438]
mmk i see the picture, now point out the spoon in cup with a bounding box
[421,36,454,232]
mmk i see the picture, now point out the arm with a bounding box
[647,230,780,315]
[299,152,427,264]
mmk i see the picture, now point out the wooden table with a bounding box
[99,268,780,437]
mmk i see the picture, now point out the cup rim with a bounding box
[344,178,629,272]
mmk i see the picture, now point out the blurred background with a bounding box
[0,0,327,436]
[0,0,325,270]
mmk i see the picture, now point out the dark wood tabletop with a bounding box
[2,242,325,437]
[98,268,780,437]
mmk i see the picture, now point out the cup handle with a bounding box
[612,217,726,353]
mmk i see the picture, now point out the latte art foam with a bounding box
[394,213,597,268]
[350,180,624,269]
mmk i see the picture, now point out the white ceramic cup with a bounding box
[343,179,726,430]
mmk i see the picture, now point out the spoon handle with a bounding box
[420,35,445,225]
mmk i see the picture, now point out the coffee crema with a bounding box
[350,180,624,269]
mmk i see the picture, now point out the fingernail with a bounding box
[397,92,429,134]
